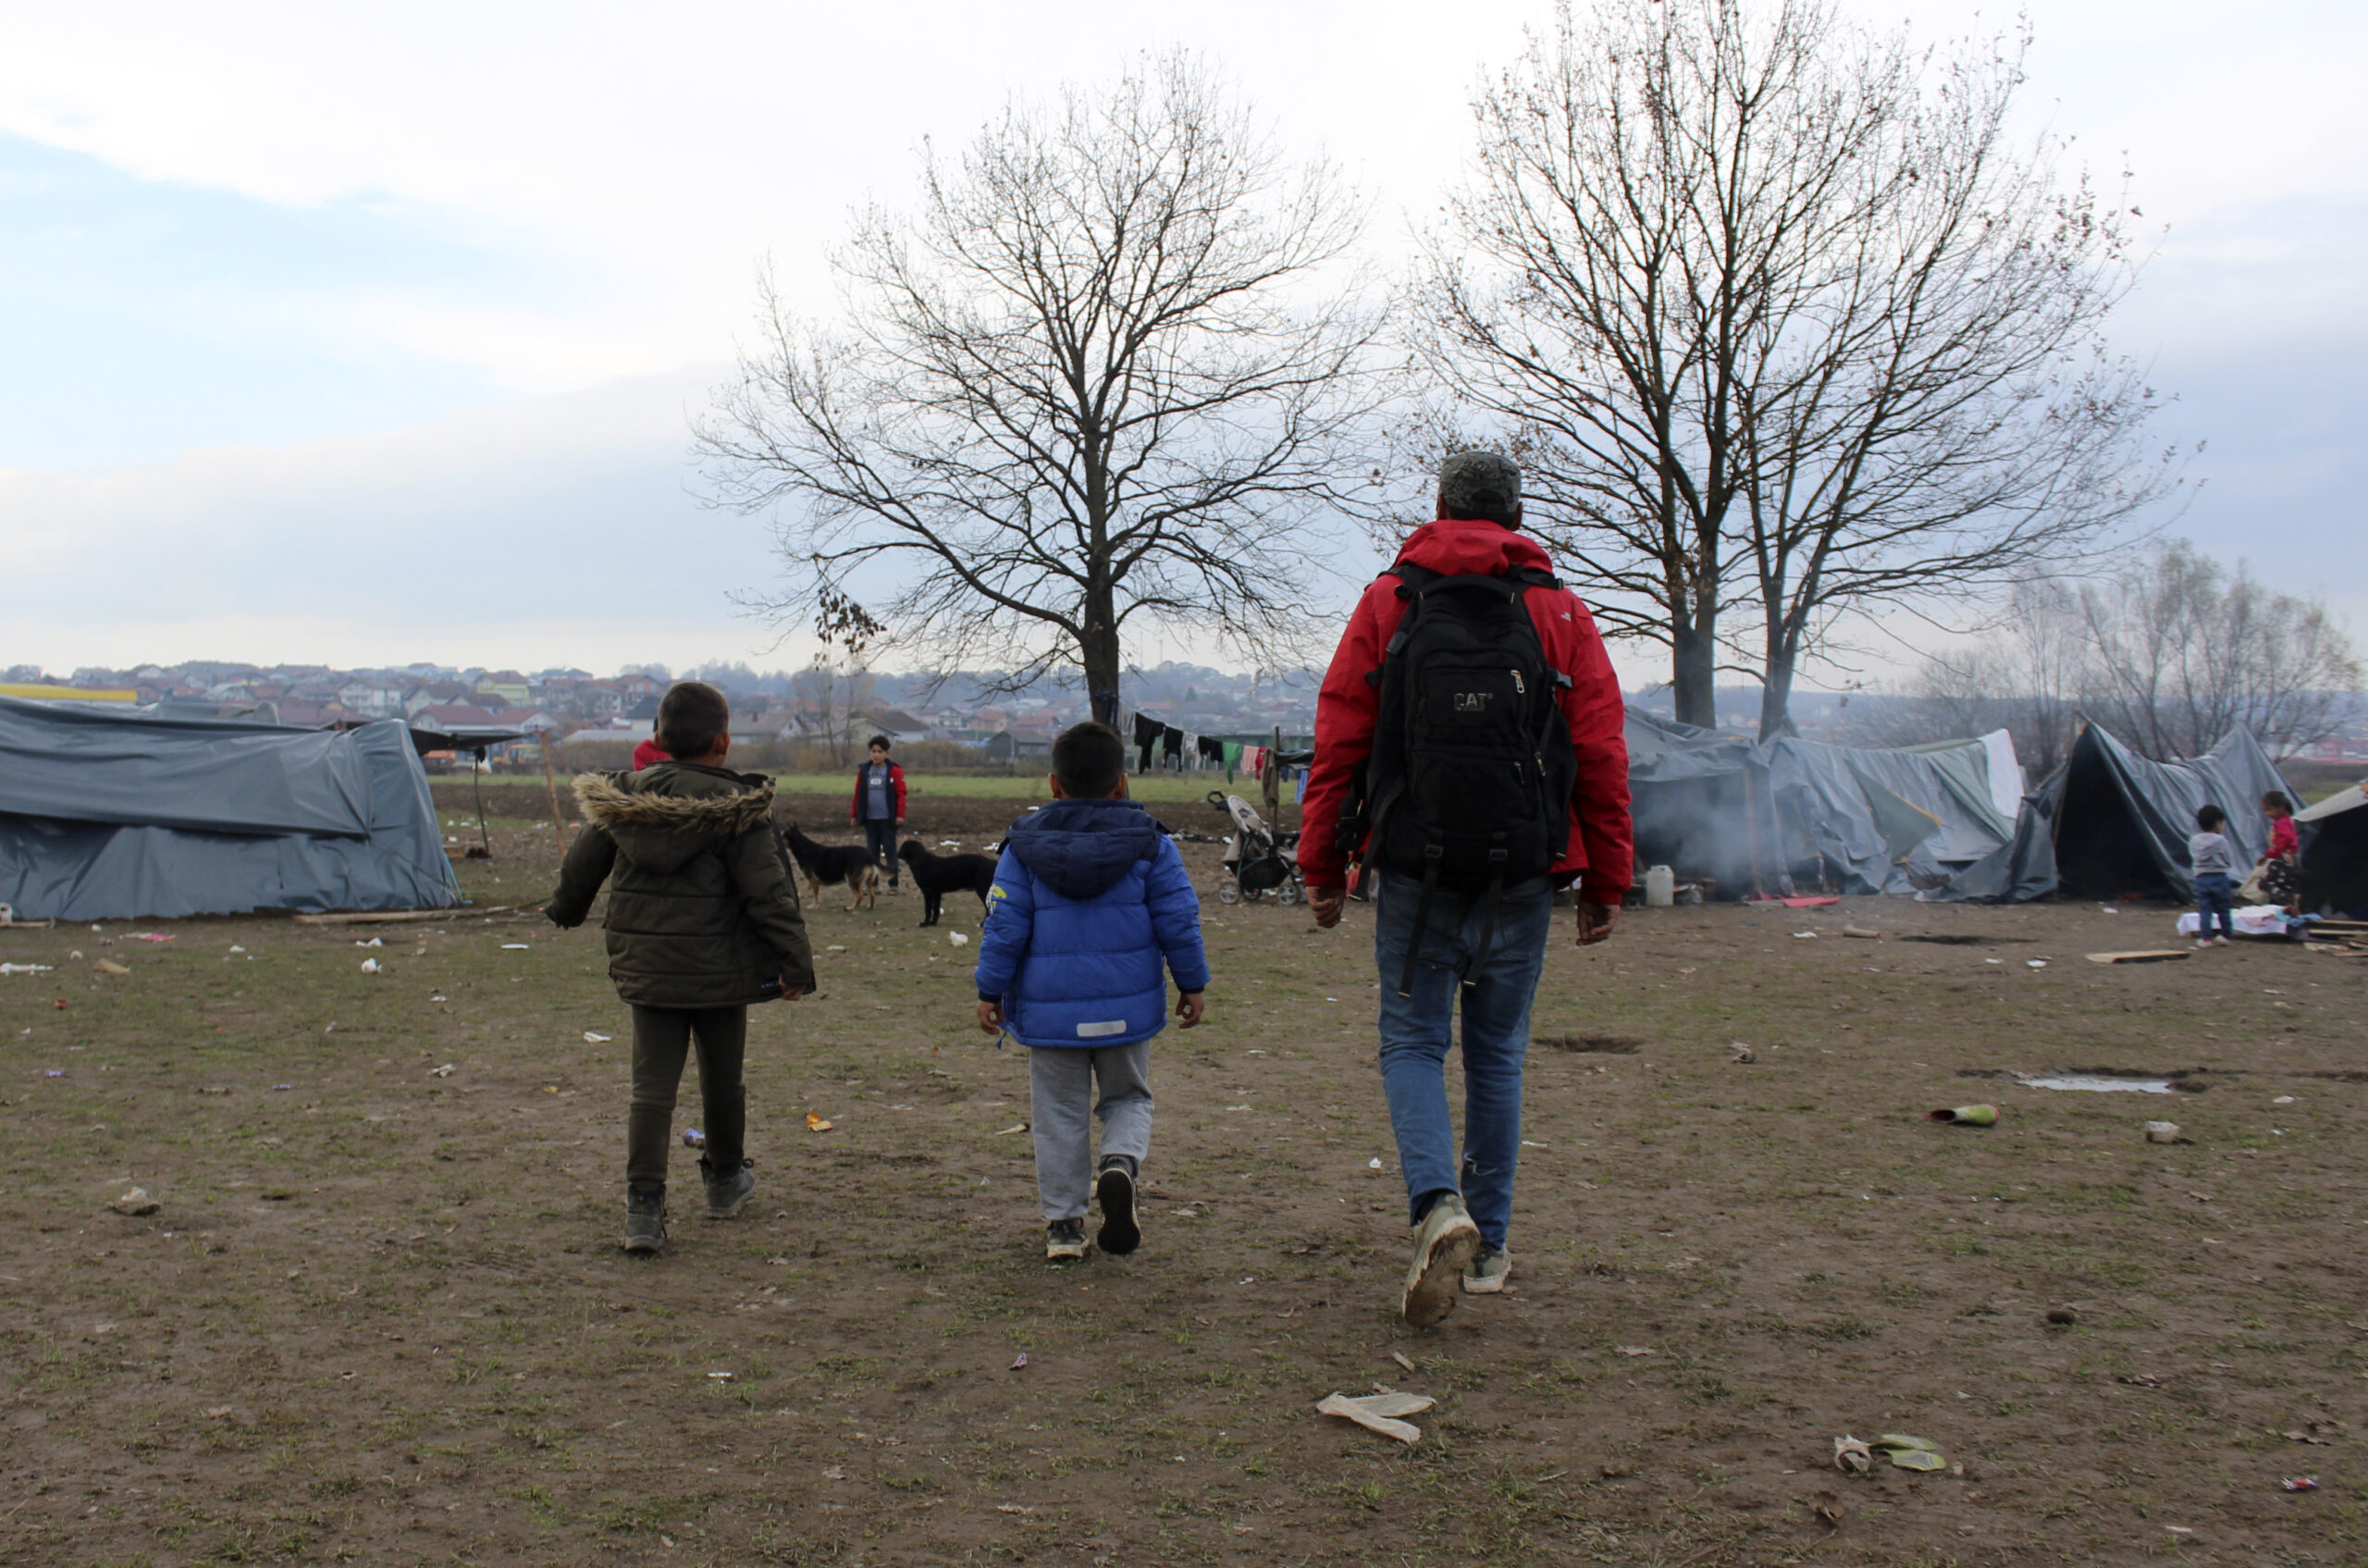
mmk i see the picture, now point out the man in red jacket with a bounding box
[1303,451,1632,1327]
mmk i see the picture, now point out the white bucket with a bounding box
[1645,864,1675,907]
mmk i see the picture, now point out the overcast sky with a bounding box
[1,0,2360,688]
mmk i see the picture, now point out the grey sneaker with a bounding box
[700,1157,756,1220]
[623,1183,667,1254]
[1401,1193,1481,1327]
[1463,1243,1511,1294]
[1045,1218,1087,1261]
[1094,1158,1141,1256]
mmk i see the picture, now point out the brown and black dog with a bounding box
[783,822,882,911]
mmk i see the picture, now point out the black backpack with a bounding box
[1341,562,1577,993]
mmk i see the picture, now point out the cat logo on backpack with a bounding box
[1454,691,1493,713]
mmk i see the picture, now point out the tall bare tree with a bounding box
[697,54,1381,706]
[2079,540,2361,760]
[1410,0,2177,734]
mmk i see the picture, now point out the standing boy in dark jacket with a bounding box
[851,736,906,893]
[974,722,1209,1260]
[548,681,817,1254]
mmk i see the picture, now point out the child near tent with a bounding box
[547,681,816,1254]
[2258,790,2300,911]
[2189,804,2237,948]
[973,721,1209,1261]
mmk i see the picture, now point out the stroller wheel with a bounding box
[1215,882,1243,905]
[1275,880,1302,907]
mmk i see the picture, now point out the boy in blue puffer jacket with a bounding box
[975,721,1209,1260]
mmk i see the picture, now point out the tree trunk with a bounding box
[1078,582,1122,726]
[1671,620,1718,729]
[1758,643,1798,743]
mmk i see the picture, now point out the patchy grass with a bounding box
[2,821,2362,1564]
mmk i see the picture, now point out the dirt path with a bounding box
[2,825,2360,1564]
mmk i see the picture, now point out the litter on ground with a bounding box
[1317,1390,1436,1445]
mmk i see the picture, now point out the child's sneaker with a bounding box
[1462,1243,1511,1294]
[2193,938,2212,950]
[1094,1156,1141,1256]
[700,1156,756,1220]
[623,1182,668,1254]
[2213,935,2233,946]
[1400,1192,1480,1327]
[1045,1218,1087,1260]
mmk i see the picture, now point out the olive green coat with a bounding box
[547,764,816,1007]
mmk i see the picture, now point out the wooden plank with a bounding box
[292,906,511,926]
[2084,949,2192,965]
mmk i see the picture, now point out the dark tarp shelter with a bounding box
[1928,722,2294,904]
[1622,709,2020,896]
[0,697,461,920]
[2297,784,2368,918]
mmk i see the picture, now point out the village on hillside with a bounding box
[0,659,1334,759]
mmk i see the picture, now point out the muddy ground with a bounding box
[3,796,2362,1566]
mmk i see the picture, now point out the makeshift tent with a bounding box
[2297,784,2368,917]
[1621,709,2022,896]
[1929,722,2294,904]
[0,697,461,920]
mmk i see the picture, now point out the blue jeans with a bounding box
[2195,871,2234,939]
[1373,870,1553,1250]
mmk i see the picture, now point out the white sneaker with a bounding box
[1400,1194,1481,1327]
[1462,1244,1511,1294]
[2194,939,2213,950]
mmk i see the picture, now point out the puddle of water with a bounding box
[2018,1075,2174,1094]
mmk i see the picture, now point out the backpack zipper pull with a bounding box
[1511,669,1525,696]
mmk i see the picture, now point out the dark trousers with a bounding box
[2194,871,2236,940]
[861,818,899,886]
[627,1004,747,1187]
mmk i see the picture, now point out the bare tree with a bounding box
[785,588,884,767]
[2079,540,2362,760]
[1410,0,2177,734]
[697,53,1382,707]
[1859,577,2084,772]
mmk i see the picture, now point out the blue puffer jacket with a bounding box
[973,796,1210,1047]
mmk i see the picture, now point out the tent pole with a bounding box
[538,732,567,858]
[472,751,490,858]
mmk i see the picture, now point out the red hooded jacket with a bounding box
[1299,517,1634,903]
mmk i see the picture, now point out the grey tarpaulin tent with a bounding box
[1622,708,2019,896]
[1927,722,2295,904]
[2297,784,2368,917]
[0,697,461,920]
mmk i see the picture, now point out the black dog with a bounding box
[783,822,882,911]
[898,839,998,927]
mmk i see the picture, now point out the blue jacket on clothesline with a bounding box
[973,796,1210,1048]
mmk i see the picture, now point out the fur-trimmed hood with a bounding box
[573,766,778,874]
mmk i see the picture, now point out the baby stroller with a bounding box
[1207,791,1303,906]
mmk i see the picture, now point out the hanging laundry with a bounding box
[1133,712,1163,774]
[1221,741,1242,782]
[1161,726,1185,770]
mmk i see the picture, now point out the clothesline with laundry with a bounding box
[1095,698,1308,786]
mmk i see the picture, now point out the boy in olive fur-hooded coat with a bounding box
[548,761,816,1217]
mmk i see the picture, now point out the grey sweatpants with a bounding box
[1028,1043,1153,1222]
